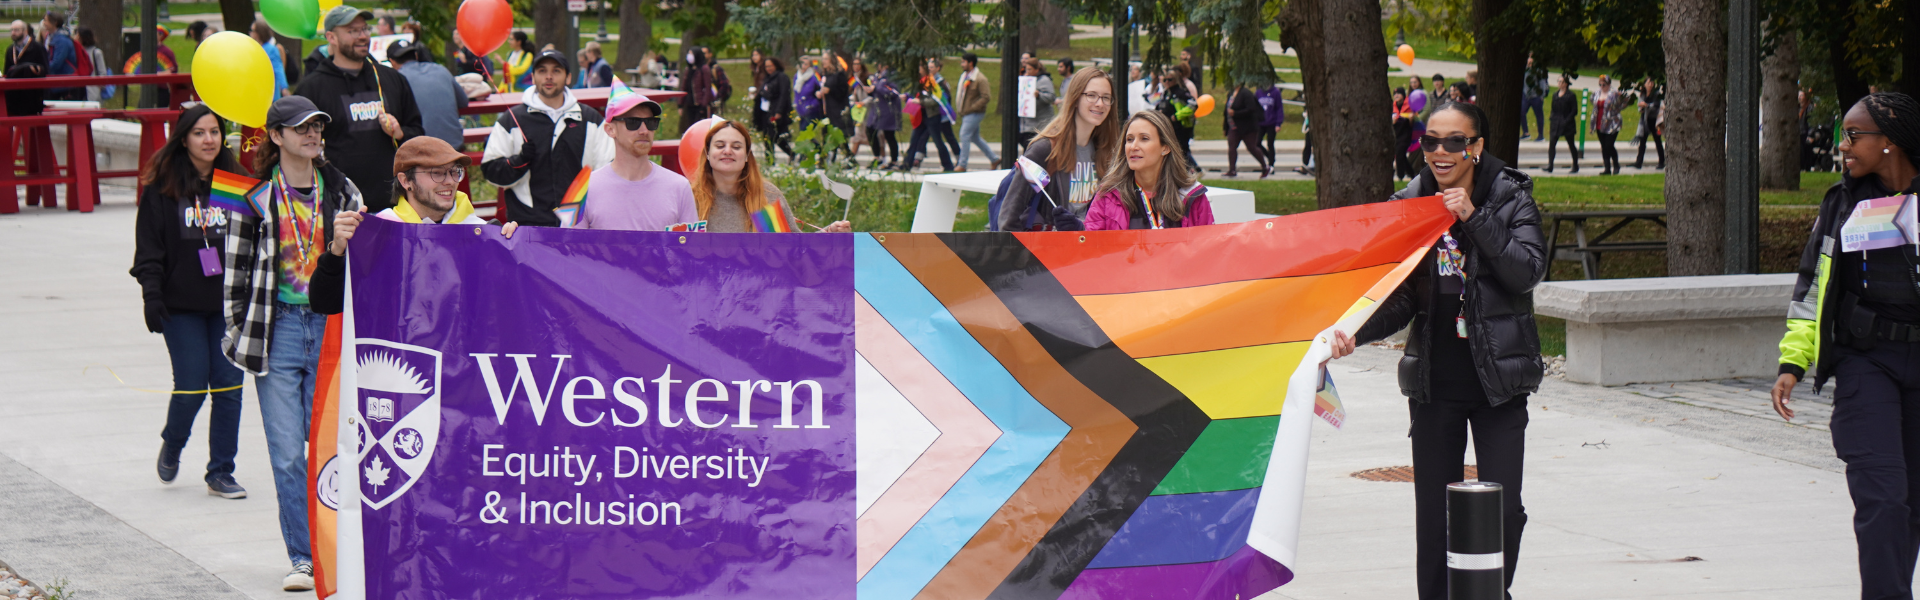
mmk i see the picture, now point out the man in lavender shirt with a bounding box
[576,81,699,231]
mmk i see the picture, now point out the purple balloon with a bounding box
[1408,89,1428,113]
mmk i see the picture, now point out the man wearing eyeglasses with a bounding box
[574,80,698,231]
[481,49,614,228]
[292,5,424,214]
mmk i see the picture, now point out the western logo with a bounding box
[353,340,442,510]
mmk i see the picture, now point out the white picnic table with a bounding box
[909,170,1263,232]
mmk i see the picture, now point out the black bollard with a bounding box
[1447,480,1504,600]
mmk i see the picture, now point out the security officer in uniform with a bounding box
[1774,92,1920,600]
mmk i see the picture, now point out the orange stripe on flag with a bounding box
[309,315,343,599]
[1073,263,1402,359]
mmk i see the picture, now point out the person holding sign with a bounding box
[1083,111,1210,230]
[690,120,851,233]
[1772,92,1920,599]
[1330,100,1546,600]
[130,105,251,501]
[292,6,424,213]
[574,83,698,231]
[220,96,369,592]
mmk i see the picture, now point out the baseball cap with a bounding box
[264,96,331,129]
[392,137,471,176]
[323,6,376,32]
[604,79,661,119]
[532,49,571,73]
[385,39,424,63]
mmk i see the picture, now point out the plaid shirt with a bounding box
[221,165,362,375]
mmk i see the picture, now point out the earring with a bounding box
[1886,148,1892,154]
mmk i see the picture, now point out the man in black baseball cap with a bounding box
[480,48,615,227]
[385,37,468,149]
[292,4,423,213]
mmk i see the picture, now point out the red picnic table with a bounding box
[0,73,194,214]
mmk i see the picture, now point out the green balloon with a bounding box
[262,0,322,40]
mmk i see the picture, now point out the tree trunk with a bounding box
[616,0,651,74]
[1823,9,1867,111]
[1021,0,1071,52]
[1759,25,1799,191]
[1662,0,1727,276]
[1472,0,1526,165]
[76,0,119,68]
[1903,0,1920,100]
[1280,0,1393,210]
[218,0,255,34]
[534,0,575,60]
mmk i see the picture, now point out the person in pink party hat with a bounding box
[574,80,700,232]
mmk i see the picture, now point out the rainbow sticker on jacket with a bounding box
[1841,194,1918,253]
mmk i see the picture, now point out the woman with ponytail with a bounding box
[1772,92,1920,599]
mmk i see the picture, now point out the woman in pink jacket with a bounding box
[1084,110,1213,230]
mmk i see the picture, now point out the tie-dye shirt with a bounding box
[275,186,320,305]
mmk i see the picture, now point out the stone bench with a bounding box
[1534,274,1796,385]
[49,117,144,186]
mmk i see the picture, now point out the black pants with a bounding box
[1394,132,1416,180]
[1832,340,1920,600]
[760,122,797,161]
[1261,127,1279,164]
[1301,131,1314,167]
[1226,128,1267,173]
[1412,391,1528,600]
[905,120,955,171]
[867,127,899,164]
[1635,130,1665,169]
[1174,120,1198,170]
[1598,131,1620,173]
[1547,127,1578,172]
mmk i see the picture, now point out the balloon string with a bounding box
[83,364,244,395]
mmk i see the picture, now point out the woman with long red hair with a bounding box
[690,120,852,232]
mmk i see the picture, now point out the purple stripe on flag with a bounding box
[1061,545,1293,600]
[1084,487,1258,568]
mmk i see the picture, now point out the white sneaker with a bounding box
[283,563,314,591]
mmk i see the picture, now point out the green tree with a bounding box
[731,0,984,79]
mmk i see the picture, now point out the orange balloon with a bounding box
[680,117,726,176]
[457,0,513,56]
[1397,44,1416,67]
[1194,94,1216,118]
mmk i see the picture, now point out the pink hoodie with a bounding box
[1083,183,1213,230]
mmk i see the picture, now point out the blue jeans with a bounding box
[258,301,326,566]
[957,113,998,169]
[1521,96,1544,138]
[905,119,956,171]
[159,310,244,481]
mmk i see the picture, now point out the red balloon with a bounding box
[457,0,512,56]
[680,117,724,175]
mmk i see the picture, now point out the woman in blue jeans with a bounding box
[129,105,249,499]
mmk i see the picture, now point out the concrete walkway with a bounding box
[0,186,1882,598]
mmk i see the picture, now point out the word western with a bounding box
[470,354,831,430]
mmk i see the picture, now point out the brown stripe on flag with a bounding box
[879,234,1138,600]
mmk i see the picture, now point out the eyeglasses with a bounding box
[1419,134,1479,153]
[412,167,465,184]
[284,121,324,136]
[617,116,662,132]
[1844,129,1885,144]
[1081,92,1114,106]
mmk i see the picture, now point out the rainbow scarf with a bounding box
[750,201,794,233]
[920,75,954,122]
[209,170,262,217]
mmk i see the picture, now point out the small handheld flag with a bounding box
[1014,156,1059,208]
[751,201,795,233]
[560,167,591,207]
[818,171,855,222]
[209,169,262,217]
[1314,365,1346,429]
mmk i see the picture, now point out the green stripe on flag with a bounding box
[1150,416,1279,496]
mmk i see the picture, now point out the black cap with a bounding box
[265,96,331,129]
[385,39,424,63]
[532,49,571,73]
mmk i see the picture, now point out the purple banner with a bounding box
[345,218,855,598]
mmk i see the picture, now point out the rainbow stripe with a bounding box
[210,169,261,217]
[751,201,794,233]
[561,167,591,207]
[1842,194,1917,252]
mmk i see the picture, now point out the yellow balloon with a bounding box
[192,31,274,128]
[315,0,343,38]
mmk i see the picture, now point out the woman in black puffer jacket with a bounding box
[1332,100,1546,600]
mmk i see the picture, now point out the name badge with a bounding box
[199,246,224,277]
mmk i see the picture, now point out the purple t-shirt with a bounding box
[575,163,700,232]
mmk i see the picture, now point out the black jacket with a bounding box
[293,57,425,213]
[302,164,371,316]
[1549,89,1577,132]
[130,183,231,313]
[1227,87,1264,129]
[5,38,45,117]
[1356,154,1548,405]
[754,71,793,131]
[480,102,605,227]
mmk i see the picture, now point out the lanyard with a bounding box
[194,195,211,249]
[275,166,324,264]
[1137,187,1163,230]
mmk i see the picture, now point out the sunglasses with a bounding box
[1843,129,1885,144]
[1419,134,1479,153]
[616,116,662,132]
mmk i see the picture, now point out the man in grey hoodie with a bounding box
[385,39,468,149]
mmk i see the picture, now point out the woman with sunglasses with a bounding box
[690,120,851,233]
[1083,111,1209,230]
[1772,92,1920,599]
[994,67,1120,232]
[1329,100,1546,600]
